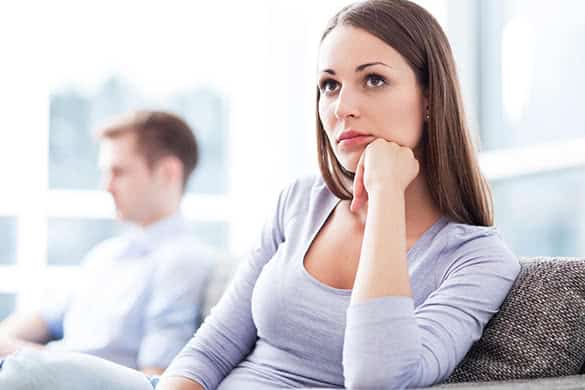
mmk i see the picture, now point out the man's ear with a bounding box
[157,156,184,187]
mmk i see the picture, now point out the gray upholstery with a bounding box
[443,257,585,387]
[201,253,241,318]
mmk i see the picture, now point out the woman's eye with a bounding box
[365,74,386,88]
[320,79,340,94]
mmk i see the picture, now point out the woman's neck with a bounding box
[404,172,443,242]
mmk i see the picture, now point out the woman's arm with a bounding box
[351,187,410,303]
[350,139,417,304]
[343,140,519,388]
[159,182,295,389]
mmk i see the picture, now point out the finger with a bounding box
[350,170,362,212]
[350,153,367,212]
[352,183,368,212]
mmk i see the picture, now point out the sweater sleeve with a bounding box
[162,184,293,390]
[342,233,520,389]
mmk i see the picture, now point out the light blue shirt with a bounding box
[41,213,216,370]
[164,176,520,389]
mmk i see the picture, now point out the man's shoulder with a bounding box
[150,233,218,268]
[82,235,128,264]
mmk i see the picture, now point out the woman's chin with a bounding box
[337,157,359,173]
[339,159,358,174]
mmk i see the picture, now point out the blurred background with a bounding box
[0,0,584,319]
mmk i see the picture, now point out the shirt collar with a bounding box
[122,211,187,256]
[142,211,186,241]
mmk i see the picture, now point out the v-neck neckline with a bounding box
[299,191,447,294]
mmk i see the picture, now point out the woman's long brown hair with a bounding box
[317,0,493,226]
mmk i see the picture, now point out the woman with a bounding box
[157,0,519,389]
[0,1,519,389]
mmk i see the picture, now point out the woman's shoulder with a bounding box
[281,174,329,197]
[436,219,520,278]
[271,175,336,228]
[278,174,333,207]
[442,220,509,251]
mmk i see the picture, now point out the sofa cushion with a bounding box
[446,257,585,383]
[201,254,241,318]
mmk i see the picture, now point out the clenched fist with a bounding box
[350,139,419,212]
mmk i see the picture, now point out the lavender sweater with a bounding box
[164,176,520,389]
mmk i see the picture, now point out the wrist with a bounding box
[367,184,405,202]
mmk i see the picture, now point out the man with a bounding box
[0,110,215,375]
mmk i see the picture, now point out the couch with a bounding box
[202,256,585,389]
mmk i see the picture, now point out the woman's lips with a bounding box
[338,134,375,148]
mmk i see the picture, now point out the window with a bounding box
[48,77,230,268]
[492,170,585,257]
[446,0,585,257]
[0,294,16,321]
[50,78,228,194]
[0,217,17,265]
[47,218,121,266]
[478,0,585,150]
[2,0,349,312]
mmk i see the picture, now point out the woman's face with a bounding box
[318,26,427,172]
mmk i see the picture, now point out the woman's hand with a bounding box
[350,139,419,212]
[156,376,204,390]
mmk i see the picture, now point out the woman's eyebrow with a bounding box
[319,61,392,75]
[355,62,392,72]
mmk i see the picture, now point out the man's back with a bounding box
[42,213,215,369]
[0,110,211,374]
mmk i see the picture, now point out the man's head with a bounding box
[97,110,199,226]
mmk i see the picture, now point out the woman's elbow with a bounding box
[343,353,419,389]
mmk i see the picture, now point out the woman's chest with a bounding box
[251,248,351,363]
